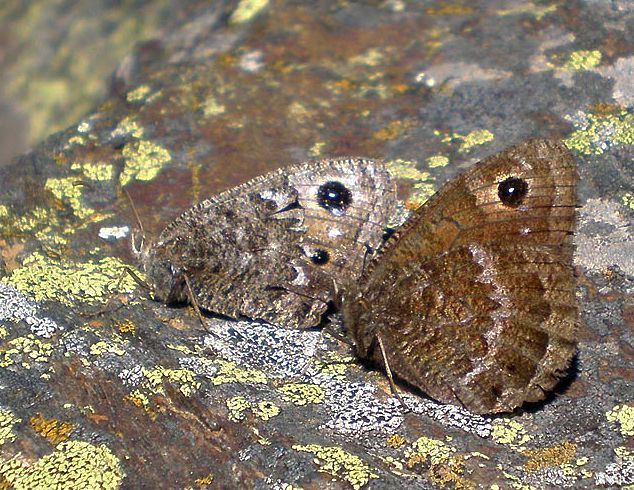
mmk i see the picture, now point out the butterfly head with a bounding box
[139,243,188,305]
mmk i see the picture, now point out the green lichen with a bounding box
[606,404,634,436]
[564,109,634,155]
[563,50,602,71]
[427,154,449,168]
[120,140,172,186]
[0,440,124,489]
[252,400,280,421]
[491,419,532,448]
[113,116,144,139]
[386,159,430,181]
[70,162,114,182]
[278,383,325,406]
[226,396,250,422]
[142,367,200,397]
[89,338,127,357]
[447,129,495,152]
[0,409,21,446]
[405,437,453,466]
[293,444,378,490]
[0,335,53,369]
[2,252,140,306]
[126,85,152,102]
[230,0,270,24]
[210,360,267,385]
[45,177,95,219]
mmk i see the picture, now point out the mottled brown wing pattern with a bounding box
[344,139,577,414]
[143,158,398,329]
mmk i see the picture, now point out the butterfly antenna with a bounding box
[122,187,146,254]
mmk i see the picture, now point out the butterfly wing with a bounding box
[145,158,397,328]
[344,139,577,414]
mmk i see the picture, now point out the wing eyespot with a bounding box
[498,177,529,207]
[310,249,330,265]
[317,181,352,216]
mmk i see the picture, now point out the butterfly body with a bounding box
[343,139,578,414]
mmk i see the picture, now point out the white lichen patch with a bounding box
[0,283,61,338]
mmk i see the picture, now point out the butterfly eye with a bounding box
[310,249,330,265]
[317,181,352,216]
[497,177,529,207]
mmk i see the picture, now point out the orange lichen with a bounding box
[29,413,74,445]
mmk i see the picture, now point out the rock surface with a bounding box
[0,0,633,488]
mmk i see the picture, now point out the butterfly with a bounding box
[139,139,577,414]
[342,139,578,414]
[140,158,398,329]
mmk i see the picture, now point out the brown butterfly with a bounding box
[140,158,398,329]
[342,139,578,414]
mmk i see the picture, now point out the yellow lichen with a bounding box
[449,129,495,152]
[491,419,532,448]
[210,360,267,385]
[427,155,450,168]
[126,85,152,102]
[404,437,471,488]
[606,404,634,436]
[2,252,140,306]
[522,442,577,471]
[622,192,634,210]
[308,142,326,157]
[142,367,200,397]
[44,177,95,219]
[29,413,74,445]
[89,339,127,357]
[0,409,21,446]
[112,116,144,139]
[70,162,114,182]
[386,159,430,181]
[0,335,53,369]
[0,205,8,218]
[278,383,325,406]
[293,444,378,490]
[226,396,250,422]
[120,140,172,186]
[230,0,270,24]
[373,120,412,141]
[496,3,557,20]
[564,109,634,155]
[125,390,150,410]
[0,440,124,489]
[194,473,214,485]
[253,400,280,421]
[0,327,8,340]
[426,4,474,15]
[563,50,602,71]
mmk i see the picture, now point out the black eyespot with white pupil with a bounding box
[310,249,330,265]
[498,177,528,207]
[317,181,352,216]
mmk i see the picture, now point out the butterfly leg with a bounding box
[183,273,209,331]
[377,334,409,412]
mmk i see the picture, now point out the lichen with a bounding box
[120,140,172,185]
[441,129,495,152]
[522,442,577,471]
[29,413,74,445]
[44,177,95,219]
[292,444,379,490]
[2,252,140,306]
[563,50,602,71]
[564,109,634,155]
[126,85,152,102]
[0,409,21,446]
[0,334,54,369]
[252,400,280,421]
[142,366,200,397]
[427,154,449,168]
[226,396,250,422]
[230,0,269,24]
[622,192,634,210]
[0,440,124,489]
[606,404,634,436]
[210,360,268,385]
[278,383,324,406]
[491,419,532,448]
[70,161,114,182]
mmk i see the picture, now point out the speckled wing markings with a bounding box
[142,158,398,328]
[343,139,578,414]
